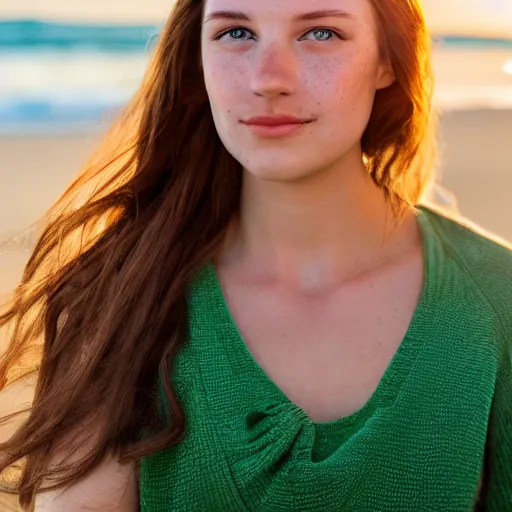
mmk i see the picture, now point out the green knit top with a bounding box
[139,206,512,511]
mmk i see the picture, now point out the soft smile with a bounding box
[241,115,315,138]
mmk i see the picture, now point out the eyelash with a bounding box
[214,27,345,43]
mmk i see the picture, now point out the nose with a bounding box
[250,42,298,98]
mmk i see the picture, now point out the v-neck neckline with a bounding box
[189,207,439,449]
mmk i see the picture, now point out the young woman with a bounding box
[1,0,511,510]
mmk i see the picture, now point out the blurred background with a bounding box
[0,0,511,509]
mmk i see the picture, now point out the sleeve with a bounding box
[482,341,512,511]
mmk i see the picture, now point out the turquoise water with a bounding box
[1,20,511,134]
[0,20,160,52]
[2,20,512,51]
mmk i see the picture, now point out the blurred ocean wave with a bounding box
[0,19,160,51]
[1,20,512,135]
[0,48,148,134]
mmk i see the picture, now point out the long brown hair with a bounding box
[0,0,435,508]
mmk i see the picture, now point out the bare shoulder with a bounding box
[33,420,139,512]
[35,456,138,512]
[0,379,139,511]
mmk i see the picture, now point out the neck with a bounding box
[219,153,414,293]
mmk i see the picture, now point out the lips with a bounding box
[240,115,315,138]
[242,115,313,126]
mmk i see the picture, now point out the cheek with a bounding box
[307,53,379,133]
[202,55,248,150]
[310,53,378,103]
[203,53,246,108]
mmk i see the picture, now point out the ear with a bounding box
[376,61,395,90]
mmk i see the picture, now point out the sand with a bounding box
[437,109,512,240]
[0,107,511,510]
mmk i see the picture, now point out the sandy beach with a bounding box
[437,108,512,239]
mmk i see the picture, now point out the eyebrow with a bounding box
[203,9,357,24]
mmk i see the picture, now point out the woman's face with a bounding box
[201,0,394,183]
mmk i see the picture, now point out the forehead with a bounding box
[203,0,375,23]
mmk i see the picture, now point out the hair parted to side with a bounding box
[0,0,435,508]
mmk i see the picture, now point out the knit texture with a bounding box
[139,206,512,511]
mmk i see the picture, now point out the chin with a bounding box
[237,150,322,183]
[243,160,315,183]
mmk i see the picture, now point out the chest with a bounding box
[218,253,424,423]
[143,287,493,512]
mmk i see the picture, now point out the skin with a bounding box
[201,0,417,291]
[202,0,425,425]
[202,0,393,183]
